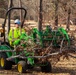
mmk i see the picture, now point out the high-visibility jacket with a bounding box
[8,28,25,46]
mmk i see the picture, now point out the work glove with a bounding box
[13,39,20,46]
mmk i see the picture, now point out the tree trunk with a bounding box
[38,0,43,32]
[8,0,13,33]
[54,0,58,27]
[19,0,23,23]
[66,8,71,31]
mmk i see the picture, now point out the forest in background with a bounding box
[0,0,76,26]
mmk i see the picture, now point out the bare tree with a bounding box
[66,7,71,30]
[19,0,23,22]
[38,0,43,31]
[54,0,59,26]
[58,0,76,30]
[8,0,13,33]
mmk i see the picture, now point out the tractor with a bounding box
[0,7,71,73]
[0,7,52,73]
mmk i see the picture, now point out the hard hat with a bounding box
[14,19,21,25]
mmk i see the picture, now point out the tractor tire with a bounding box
[41,62,52,73]
[0,53,12,70]
[17,61,27,73]
[27,64,34,69]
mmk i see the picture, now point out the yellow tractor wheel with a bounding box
[18,64,23,73]
[1,58,5,67]
[0,53,12,70]
[17,61,27,73]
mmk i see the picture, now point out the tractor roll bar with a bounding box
[2,7,27,28]
[2,7,27,43]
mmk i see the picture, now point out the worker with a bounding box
[8,19,25,46]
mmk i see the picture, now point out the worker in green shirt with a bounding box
[8,19,25,46]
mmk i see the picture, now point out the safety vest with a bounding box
[8,28,25,46]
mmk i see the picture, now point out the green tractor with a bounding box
[0,7,70,73]
[0,7,52,73]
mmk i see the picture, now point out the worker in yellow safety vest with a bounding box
[8,19,25,46]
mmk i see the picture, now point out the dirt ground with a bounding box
[0,57,76,75]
